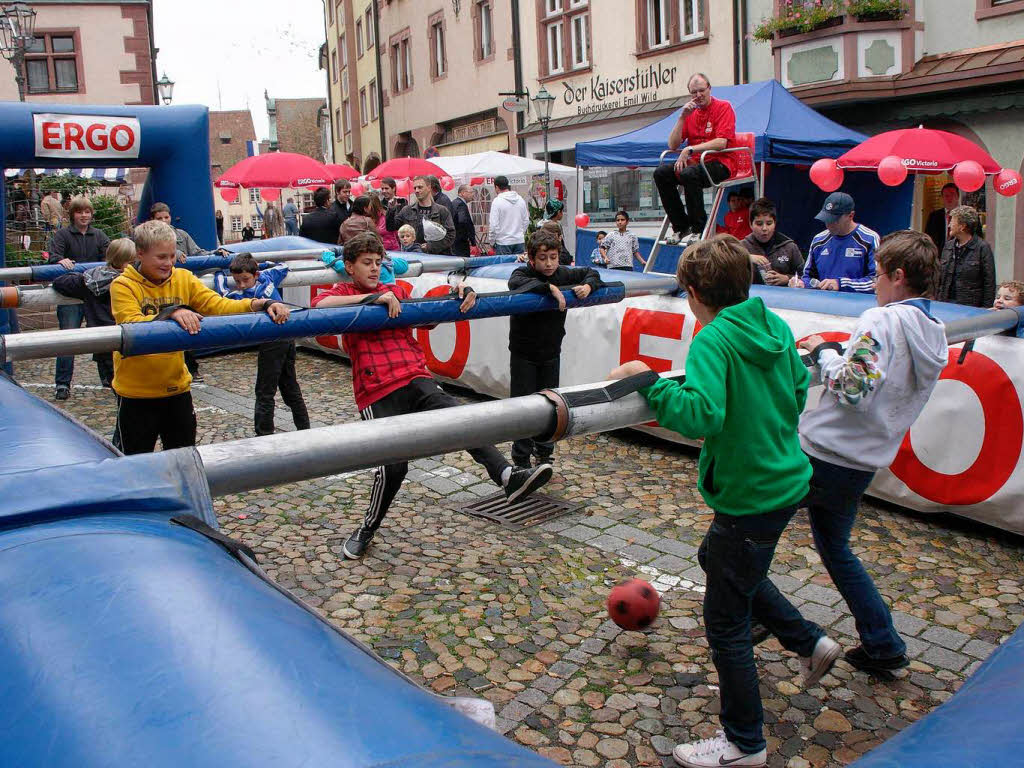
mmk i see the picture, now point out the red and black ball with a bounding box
[606,578,660,631]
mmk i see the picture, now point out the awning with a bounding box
[4,167,130,183]
[435,133,509,157]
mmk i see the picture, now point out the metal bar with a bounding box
[197,395,559,497]
[0,325,123,361]
[944,308,1023,343]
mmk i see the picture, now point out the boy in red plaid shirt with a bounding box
[313,231,553,559]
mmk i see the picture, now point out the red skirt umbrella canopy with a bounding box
[836,127,1002,174]
[215,152,334,189]
[365,157,447,180]
[325,163,360,181]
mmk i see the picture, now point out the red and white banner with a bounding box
[34,114,141,160]
[288,274,1024,535]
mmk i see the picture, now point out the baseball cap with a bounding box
[815,192,855,224]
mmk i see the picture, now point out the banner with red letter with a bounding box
[34,114,141,160]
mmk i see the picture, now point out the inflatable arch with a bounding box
[0,102,216,337]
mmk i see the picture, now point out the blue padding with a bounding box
[120,285,627,356]
[854,624,1024,767]
[0,449,216,531]
[0,375,115,476]
[0,512,556,767]
[469,261,682,294]
[574,229,683,274]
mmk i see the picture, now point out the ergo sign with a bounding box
[34,114,141,160]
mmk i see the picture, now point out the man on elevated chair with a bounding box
[653,73,736,246]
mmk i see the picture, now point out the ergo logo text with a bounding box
[34,114,141,159]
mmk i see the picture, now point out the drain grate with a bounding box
[454,492,582,530]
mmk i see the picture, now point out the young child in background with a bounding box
[723,190,752,240]
[214,254,310,436]
[397,224,423,253]
[611,234,837,768]
[51,238,136,388]
[110,220,290,454]
[311,232,553,560]
[741,197,804,287]
[599,211,644,271]
[590,231,608,265]
[799,231,947,677]
[993,280,1024,309]
[507,229,602,469]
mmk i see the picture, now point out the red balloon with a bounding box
[809,158,843,192]
[440,175,455,191]
[995,168,1022,197]
[219,187,239,203]
[574,212,590,228]
[370,178,382,189]
[877,155,908,187]
[953,160,986,193]
[607,578,660,631]
[350,182,365,197]
[259,187,281,202]
[395,178,412,196]
[469,176,485,186]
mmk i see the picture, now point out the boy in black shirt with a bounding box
[507,230,602,468]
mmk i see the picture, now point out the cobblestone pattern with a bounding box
[15,348,1024,768]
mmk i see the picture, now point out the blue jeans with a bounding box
[806,456,906,659]
[494,242,525,256]
[699,507,823,754]
[285,219,299,236]
[55,303,85,386]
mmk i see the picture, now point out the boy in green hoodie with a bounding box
[611,234,839,768]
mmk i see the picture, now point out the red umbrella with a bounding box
[836,127,1001,174]
[325,163,360,180]
[215,152,333,189]
[365,157,446,180]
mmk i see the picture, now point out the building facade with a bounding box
[761,0,1024,277]
[518,0,750,225]
[0,0,157,105]
[209,110,265,244]
[266,94,329,161]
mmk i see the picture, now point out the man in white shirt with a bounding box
[487,176,529,256]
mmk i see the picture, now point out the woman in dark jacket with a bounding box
[936,205,996,308]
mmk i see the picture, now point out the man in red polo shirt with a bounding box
[654,73,737,245]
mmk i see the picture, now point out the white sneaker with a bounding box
[663,231,685,245]
[801,635,841,687]
[673,731,766,767]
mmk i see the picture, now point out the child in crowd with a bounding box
[537,220,573,266]
[740,197,805,286]
[397,224,423,253]
[994,280,1024,309]
[51,237,136,389]
[508,230,602,469]
[722,190,752,240]
[590,231,608,265]
[214,254,310,437]
[798,231,947,677]
[598,211,644,271]
[611,235,838,768]
[110,220,290,454]
[311,232,553,560]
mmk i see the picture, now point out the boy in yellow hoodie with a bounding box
[111,220,291,454]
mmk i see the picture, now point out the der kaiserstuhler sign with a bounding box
[562,63,679,116]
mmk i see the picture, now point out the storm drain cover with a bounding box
[454,492,582,530]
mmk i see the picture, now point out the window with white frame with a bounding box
[230,215,242,232]
[344,99,353,152]
[340,33,347,66]
[403,38,412,85]
[356,20,364,56]
[365,8,374,47]
[647,0,670,48]
[248,188,261,204]
[300,192,313,209]
[546,22,563,73]
[250,214,261,230]
[545,0,561,16]
[432,19,446,76]
[369,79,378,120]
[680,0,703,38]
[359,87,368,126]
[570,13,588,67]
[478,1,493,59]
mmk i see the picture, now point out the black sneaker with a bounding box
[54,384,70,401]
[844,645,909,674]
[342,527,375,560]
[191,371,205,383]
[504,464,552,503]
[100,378,113,389]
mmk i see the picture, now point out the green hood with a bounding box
[640,296,812,516]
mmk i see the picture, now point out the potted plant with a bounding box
[753,0,845,43]
[847,0,908,22]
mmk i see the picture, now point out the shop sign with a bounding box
[561,63,678,116]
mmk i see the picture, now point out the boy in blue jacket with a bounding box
[214,254,310,436]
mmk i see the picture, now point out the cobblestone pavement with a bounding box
[16,348,1024,768]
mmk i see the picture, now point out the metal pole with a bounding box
[13,46,24,102]
[542,119,551,202]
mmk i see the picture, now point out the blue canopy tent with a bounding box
[575,80,914,271]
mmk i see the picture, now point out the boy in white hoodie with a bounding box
[487,175,529,256]
[798,230,947,676]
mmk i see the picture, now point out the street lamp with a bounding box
[157,72,175,105]
[0,2,37,102]
[532,85,556,201]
